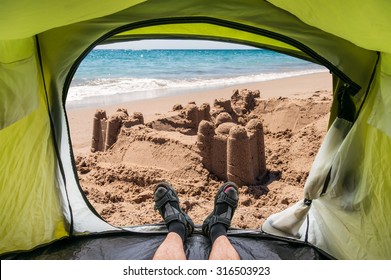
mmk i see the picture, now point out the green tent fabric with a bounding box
[0,0,390,259]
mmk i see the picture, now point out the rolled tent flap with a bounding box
[0,38,39,130]
[303,118,353,200]
[263,117,353,238]
[262,199,311,238]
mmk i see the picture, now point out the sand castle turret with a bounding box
[246,119,267,180]
[212,125,231,180]
[197,120,215,171]
[91,109,107,153]
[183,102,211,130]
[105,109,128,150]
[213,98,233,114]
[227,125,254,185]
[198,103,211,123]
[185,103,199,129]
[215,112,233,127]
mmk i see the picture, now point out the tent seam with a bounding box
[355,52,381,120]
[35,35,74,235]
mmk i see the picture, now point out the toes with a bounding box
[154,186,167,201]
[223,186,238,200]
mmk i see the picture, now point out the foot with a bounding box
[154,182,194,240]
[202,182,239,241]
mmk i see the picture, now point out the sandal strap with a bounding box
[208,215,231,228]
[155,190,177,210]
[216,192,238,209]
[164,209,187,225]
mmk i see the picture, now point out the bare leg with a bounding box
[208,235,240,260]
[202,182,241,260]
[152,232,187,260]
[152,182,194,260]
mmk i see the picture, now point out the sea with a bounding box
[67,49,326,108]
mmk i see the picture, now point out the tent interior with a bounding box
[1,0,391,260]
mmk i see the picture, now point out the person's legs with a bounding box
[152,182,194,260]
[208,235,240,260]
[153,232,186,260]
[202,182,241,260]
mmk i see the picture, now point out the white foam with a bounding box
[67,69,327,102]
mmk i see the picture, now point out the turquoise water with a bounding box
[68,49,326,105]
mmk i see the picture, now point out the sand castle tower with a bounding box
[91,109,107,153]
[246,119,267,181]
[105,109,128,151]
[227,125,254,185]
[183,102,211,130]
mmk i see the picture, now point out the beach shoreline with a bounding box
[67,71,330,111]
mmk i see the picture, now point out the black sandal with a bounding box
[202,181,239,237]
[154,182,194,237]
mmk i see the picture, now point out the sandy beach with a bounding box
[67,72,332,229]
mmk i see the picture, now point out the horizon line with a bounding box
[95,39,258,50]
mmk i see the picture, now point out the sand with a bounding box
[67,72,332,229]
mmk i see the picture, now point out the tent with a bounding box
[1,0,390,260]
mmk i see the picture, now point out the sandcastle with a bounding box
[197,117,266,186]
[91,108,144,152]
[90,89,266,186]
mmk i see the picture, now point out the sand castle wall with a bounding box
[91,109,144,152]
